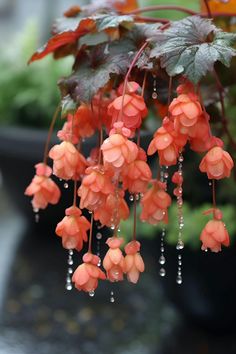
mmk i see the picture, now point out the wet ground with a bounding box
[1,184,236,354]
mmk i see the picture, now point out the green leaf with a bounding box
[150,16,236,83]
[58,39,136,103]
[94,14,134,32]
[61,95,77,118]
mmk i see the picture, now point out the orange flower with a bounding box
[122,148,152,193]
[49,141,85,180]
[94,190,129,227]
[57,115,80,145]
[108,81,147,130]
[72,253,106,293]
[169,93,202,134]
[78,166,114,211]
[103,237,125,282]
[124,240,145,284]
[25,163,61,210]
[199,146,234,180]
[140,181,171,224]
[200,209,230,252]
[101,122,139,169]
[148,125,181,166]
[55,206,90,251]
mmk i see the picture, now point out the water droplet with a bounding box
[89,290,95,297]
[204,248,208,252]
[69,249,73,256]
[159,255,166,265]
[33,208,39,213]
[88,210,92,214]
[68,267,73,274]
[110,296,115,303]
[178,155,184,162]
[152,92,158,99]
[129,195,134,201]
[209,181,212,186]
[68,257,73,265]
[178,270,182,276]
[164,172,169,179]
[117,227,121,233]
[159,268,166,277]
[176,275,182,285]
[66,284,73,291]
[179,222,184,228]
[96,232,102,240]
[35,214,40,223]
[66,276,71,283]
[64,182,69,189]
[59,178,63,182]
[160,247,164,253]
[110,224,115,230]
[136,194,139,201]
[176,240,184,250]
[97,259,101,267]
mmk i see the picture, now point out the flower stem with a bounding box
[133,194,137,241]
[134,15,169,24]
[88,213,94,253]
[203,0,212,18]
[43,104,61,165]
[212,179,216,209]
[126,5,198,16]
[73,180,77,206]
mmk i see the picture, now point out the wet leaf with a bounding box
[58,39,136,103]
[150,16,236,83]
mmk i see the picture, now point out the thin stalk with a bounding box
[88,213,94,253]
[212,179,216,210]
[133,195,137,241]
[167,76,173,118]
[73,180,77,206]
[203,0,212,18]
[134,15,169,24]
[43,104,61,164]
[213,69,236,151]
[126,5,198,16]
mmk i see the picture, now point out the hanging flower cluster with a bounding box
[25,0,236,295]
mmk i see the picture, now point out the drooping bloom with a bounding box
[169,93,202,135]
[57,115,80,145]
[200,209,230,252]
[108,81,148,130]
[78,166,114,211]
[101,122,139,169]
[72,253,106,292]
[103,237,125,282]
[199,146,234,180]
[94,190,129,227]
[140,181,171,224]
[147,120,186,166]
[74,105,96,138]
[124,240,145,284]
[25,163,61,210]
[55,206,90,251]
[122,148,152,193]
[49,141,86,180]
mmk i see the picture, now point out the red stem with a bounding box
[43,104,61,164]
[126,5,198,16]
[212,179,216,209]
[133,195,137,241]
[203,0,212,18]
[88,213,94,253]
[134,15,169,24]
[213,69,236,151]
[73,180,77,206]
